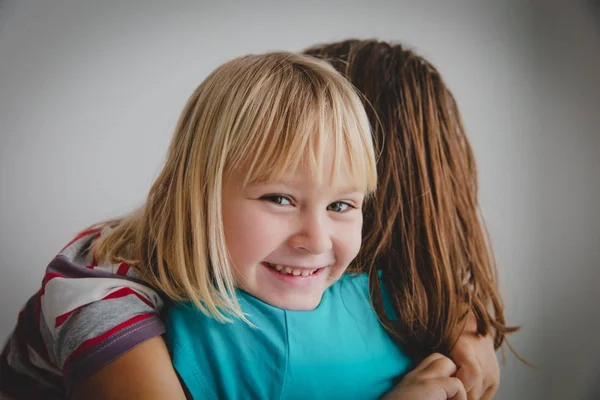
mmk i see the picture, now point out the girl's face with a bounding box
[222,143,365,310]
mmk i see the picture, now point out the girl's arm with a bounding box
[382,353,466,400]
[70,336,187,400]
[1,231,173,397]
[448,313,499,400]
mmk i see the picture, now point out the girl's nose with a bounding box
[287,213,332,255]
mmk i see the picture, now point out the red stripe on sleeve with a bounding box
[54,287,155,328]
[102,287,154,308]
[116,262,130,276]
[62,313,155,371]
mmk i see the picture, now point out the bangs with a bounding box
[224,56,377,194]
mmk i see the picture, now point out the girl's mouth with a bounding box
[264,262,325,277]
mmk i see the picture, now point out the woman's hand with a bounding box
[449,315,500,400]
[382,353,466,400]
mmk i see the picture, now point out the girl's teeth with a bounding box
[267,263,320,276]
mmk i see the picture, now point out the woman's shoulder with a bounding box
[332,271,396,320]
[332,271,374,301]
[336,271,370,292]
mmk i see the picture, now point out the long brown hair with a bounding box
[305,39,518,358]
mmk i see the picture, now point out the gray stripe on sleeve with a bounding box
[51,295,161,368]
[63,315,165,394]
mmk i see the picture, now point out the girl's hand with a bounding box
[382,353,467,400]
[449,314,500,400]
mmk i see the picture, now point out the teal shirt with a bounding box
[165,273,412,400]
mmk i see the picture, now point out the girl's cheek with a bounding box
[339,221,363,261]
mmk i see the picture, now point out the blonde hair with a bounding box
[93,52,377,322]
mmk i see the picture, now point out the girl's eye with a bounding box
[327,201,354,213]
[261,195,292,206]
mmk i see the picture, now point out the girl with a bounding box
[160,51,402,397]
[0,43,509,399]
[164,43,512,399]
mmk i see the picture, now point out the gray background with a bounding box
[1,1,599,399]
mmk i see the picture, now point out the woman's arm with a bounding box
[71,336,187,400]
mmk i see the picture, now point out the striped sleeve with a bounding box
[0,230,166,398]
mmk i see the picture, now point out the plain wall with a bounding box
[1,1,599,399]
